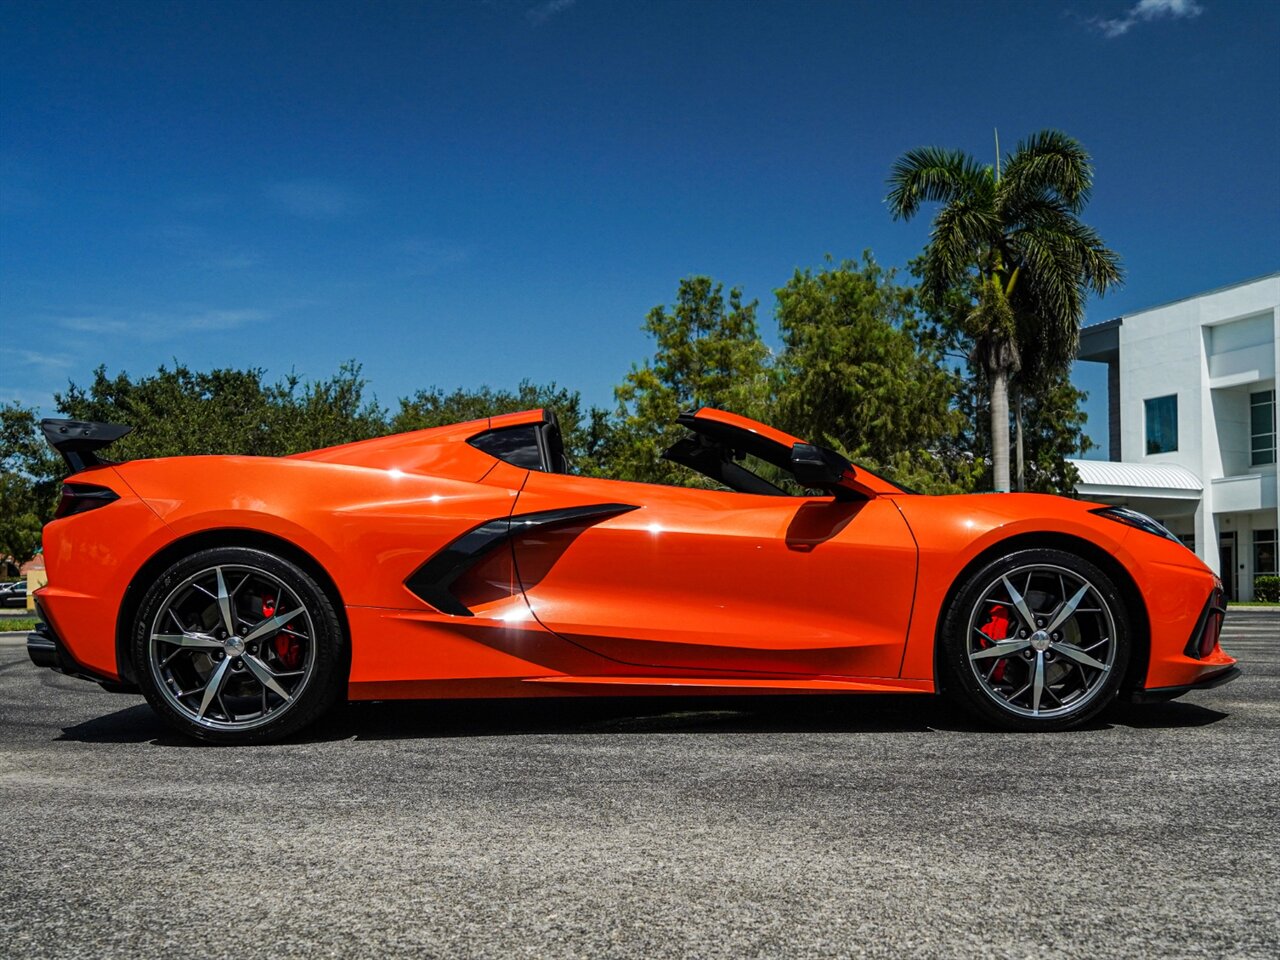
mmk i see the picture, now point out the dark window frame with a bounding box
[1250,389,1276,467]
[1254,528,1278,577]
[1144,394,1179,455]
[467,411,568,474]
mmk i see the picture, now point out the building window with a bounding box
[1256,529,1278,576]
[1145,394,1178,455]
[1251,389,1276,466]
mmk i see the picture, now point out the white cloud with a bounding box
[181,308,271,331]
[1094,0,1204,38]
[55,307,271,340]
[0,385,55,410]
[264,180,366,220]
[15,350,73,370]
[52,314,131,335]
[527,0,577,25]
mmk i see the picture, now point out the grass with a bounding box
[1229,601,1279,607]
[0,617,36,632]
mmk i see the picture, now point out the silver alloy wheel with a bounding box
[147,564,317,732]
[965,563,1117,720]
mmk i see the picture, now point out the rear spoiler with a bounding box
[40,419,132,474]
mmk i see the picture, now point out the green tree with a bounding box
[270,362,391,453]
[886,129,1122,491]
[53,360,386,460]
[610,276,771,484]
[0,403,57,568]
[915,271,1093,494]
[772,253,967,493]
[956,366,1093,494]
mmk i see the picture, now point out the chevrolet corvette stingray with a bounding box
[28,407,1238,742]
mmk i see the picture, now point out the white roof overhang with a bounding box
[1067,459,1203,501]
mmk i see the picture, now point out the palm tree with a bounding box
[886,130,1122,492]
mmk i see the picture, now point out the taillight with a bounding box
[55,483,120,519]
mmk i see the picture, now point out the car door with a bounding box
[508,470,918,679]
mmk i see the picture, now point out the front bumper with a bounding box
[27,601,137,694]
[1129,665,1242,703]
[1130,585,1238,702]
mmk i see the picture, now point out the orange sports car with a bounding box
[29,408,1238,743]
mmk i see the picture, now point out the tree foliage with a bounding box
[886,129,1121,491]
[915,270,1092,494]
[53,361,387,460]
[609,277,771,484]
[0,403,56,570]
[772,254,968,493]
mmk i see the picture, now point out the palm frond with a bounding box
[1000,129,1094,214]
[885,146,992,221]
[1011,214,1123,295]
[920,195,1000,297]
[1009,273,1082,378]
[1014,230,1084,323]
[1007,214,1123,376]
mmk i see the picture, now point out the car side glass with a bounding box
[468,424,545,471]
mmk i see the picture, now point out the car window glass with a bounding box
[468,424,544,471]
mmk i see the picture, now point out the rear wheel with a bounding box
[132,546,345,744]
[940,548,1130,731]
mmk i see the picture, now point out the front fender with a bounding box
[892,494,1215,683]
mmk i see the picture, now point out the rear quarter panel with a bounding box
[115,454,523,610]
[39,466,175,678]
[43,449,528,682]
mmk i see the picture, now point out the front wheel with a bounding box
[939,548,1130,731]
[132,546,345,744]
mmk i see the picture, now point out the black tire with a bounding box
[132,546,345,744]
[939,547,1130,731]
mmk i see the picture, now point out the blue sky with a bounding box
[3,0,1277,457]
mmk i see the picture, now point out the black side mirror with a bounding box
[790,443,860,500]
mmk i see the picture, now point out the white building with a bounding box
[1072,272,1279,601]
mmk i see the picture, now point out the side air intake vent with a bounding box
[405,503,639,616]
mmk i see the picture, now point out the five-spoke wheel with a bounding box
[133,547,344,743]
[941,548,1129,730]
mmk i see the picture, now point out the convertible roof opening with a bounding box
[662,408,907,499]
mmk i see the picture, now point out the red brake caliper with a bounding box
[978,604,1012,683]
[265,595,302,670]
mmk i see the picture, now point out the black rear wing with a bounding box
[41,419,133,474]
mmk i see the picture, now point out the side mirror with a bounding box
[790,443,861,500]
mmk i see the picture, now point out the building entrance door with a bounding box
[1219,531,1237,601]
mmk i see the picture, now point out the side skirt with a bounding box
[349,675,936,700]
[524,676,935,694]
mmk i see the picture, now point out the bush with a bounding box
[1254,575,1280,603]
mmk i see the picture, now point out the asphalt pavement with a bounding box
[1,611,1277,958]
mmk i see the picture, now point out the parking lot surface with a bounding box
[1,610,1277,958]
